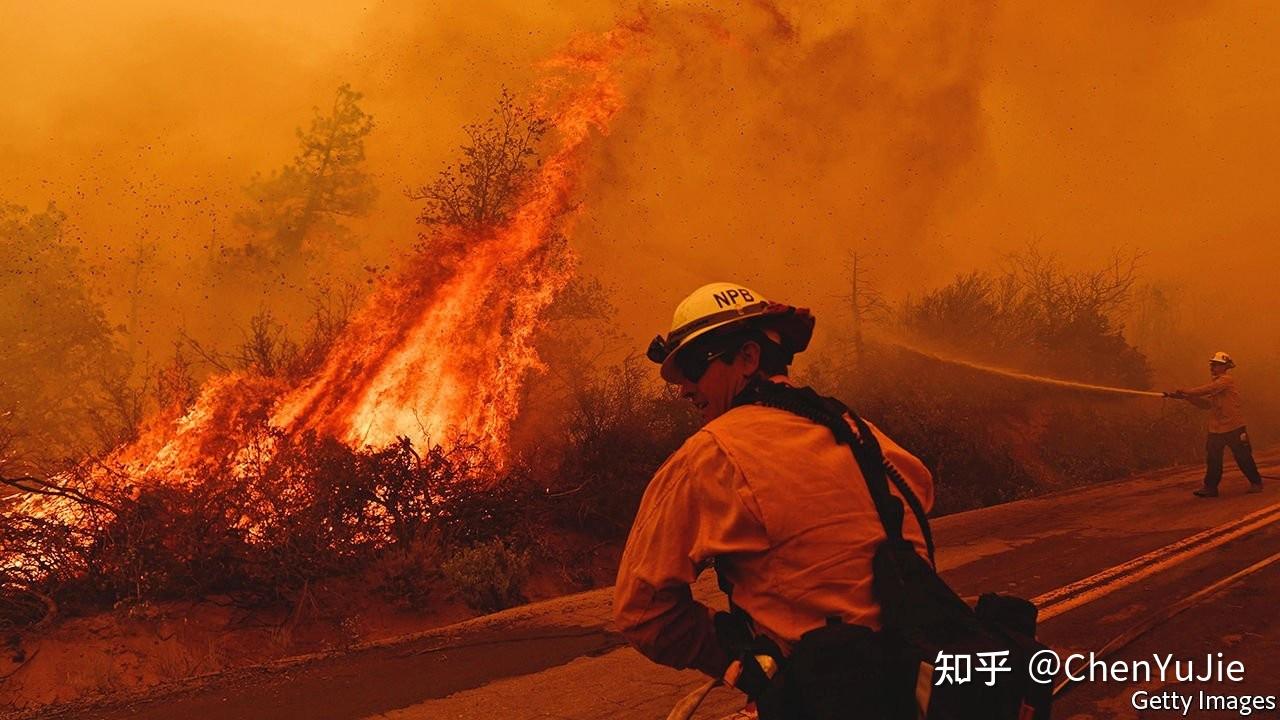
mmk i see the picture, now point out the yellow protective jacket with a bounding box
[612,401,934,677]
[1179,373,1247,433]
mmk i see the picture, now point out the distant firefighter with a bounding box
[1165,352,1264,497]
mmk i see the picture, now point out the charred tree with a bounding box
[842,250,890,365]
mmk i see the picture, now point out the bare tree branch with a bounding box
[0,474,119,514]
[406,88,550,232]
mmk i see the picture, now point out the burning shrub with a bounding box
[0,510,90,615]
[75,483,252,603]
[542,358,699,537]
[0,428,542,626]
[2,64,638,628]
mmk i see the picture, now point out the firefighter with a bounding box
[612,282,934,707]
[1165,352,1263,497]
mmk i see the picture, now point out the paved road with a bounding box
[77,450,1280,720]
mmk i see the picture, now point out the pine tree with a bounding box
[0,202,131,473]
[238,84,376,261]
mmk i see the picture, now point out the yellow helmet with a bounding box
[1210,351,1235,369]
[646,282,815,383]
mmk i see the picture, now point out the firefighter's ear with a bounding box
[735,339,762,377]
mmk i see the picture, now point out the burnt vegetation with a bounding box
[0,431,541,624]
[0,88,594,635]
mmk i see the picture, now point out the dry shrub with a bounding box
[901,248,1152,388]
[821,350,1040,514]
[1038,399,1203,484]
[367,535,443,609]
[0,428,538,627]
[546,359,699,537]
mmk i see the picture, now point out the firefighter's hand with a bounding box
[1163,391,1185,400]
[723,655,777,700]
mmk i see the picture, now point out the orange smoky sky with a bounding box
[2,1,1277,382]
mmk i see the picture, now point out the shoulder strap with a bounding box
[731,381,936,566]
[844,410,937,566]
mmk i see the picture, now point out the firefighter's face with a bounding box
[679,340,761,422]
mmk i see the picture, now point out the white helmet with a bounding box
[1210,351,1235,369]
[646,282,815,383]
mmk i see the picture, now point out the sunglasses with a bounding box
[675,346,734,383]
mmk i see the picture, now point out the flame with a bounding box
[17,19,649,516]
[272,21,646,460]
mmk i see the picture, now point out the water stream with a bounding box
[888,341,1165,398]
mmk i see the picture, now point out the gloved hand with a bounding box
[1163,390,1185,399]
[713,612,780,702]
[724,654,778,701]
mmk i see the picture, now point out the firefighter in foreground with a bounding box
[612,282,935,714]
[1165,352,1264,497]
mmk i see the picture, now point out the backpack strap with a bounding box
[845,410,937,566]
[731,380,936,566]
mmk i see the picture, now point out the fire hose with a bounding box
[666,655,776,720]
[888,342,1167,398]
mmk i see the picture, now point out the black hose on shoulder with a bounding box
[731,379,936,566]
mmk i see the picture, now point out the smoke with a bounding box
[2,0,1278,390]
[572,1,995,346]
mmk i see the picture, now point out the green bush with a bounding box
[440,539,530,613]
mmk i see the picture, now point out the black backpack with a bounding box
[727,381,1053,720]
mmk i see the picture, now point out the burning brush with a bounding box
[12,19,651,525]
